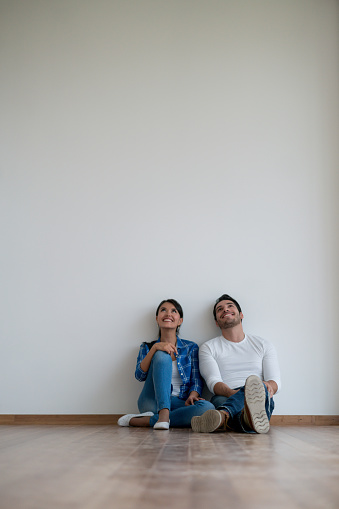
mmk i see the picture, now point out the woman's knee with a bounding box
[152,350,172,367]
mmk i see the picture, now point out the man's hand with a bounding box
[263,380,277,398]
[185,391,204,406]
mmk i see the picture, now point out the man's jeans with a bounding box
[138,350,214,427]
[211,383,274,433]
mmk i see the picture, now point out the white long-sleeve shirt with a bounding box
[199,334,281,394]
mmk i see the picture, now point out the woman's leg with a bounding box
[136,351,172,426]
[167,396,215,428]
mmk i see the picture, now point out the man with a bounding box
[191,294,281,434]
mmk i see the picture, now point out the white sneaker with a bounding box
[153,420,170,430]
[117,412,154,427]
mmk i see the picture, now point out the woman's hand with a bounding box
[153,342,178,356]
[185,391,204,406]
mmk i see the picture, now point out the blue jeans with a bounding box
[138,350,214,427]
[211,383,274,433]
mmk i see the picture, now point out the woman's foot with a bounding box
[153,420,170,430]
[118,412,154,427]
[154,408,170,428]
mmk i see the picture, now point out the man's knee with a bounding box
[211,395,228,409]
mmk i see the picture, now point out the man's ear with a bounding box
[240,312,244,320]
[215,320,220,328]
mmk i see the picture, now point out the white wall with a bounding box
[1,0,338,415]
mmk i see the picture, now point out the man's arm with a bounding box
[213,382,239,397]
[263,380,278,398]
[199,343,234,395]
[262,340,281,395]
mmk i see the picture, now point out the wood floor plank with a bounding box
[1,414,338,425]
[0,425,338,509]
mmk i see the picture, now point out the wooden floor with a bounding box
[0,425,338,509]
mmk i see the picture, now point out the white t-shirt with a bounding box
[199,334,281,394]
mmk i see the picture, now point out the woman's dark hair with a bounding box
[213,294,242,320]
[156,299,183,319]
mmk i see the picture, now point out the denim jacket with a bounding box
[135,337,203,400]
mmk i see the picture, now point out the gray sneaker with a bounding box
[191,409,227,433]
[243,375,270,434]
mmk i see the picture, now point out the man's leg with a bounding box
[191,392,243,433]
[218,377,274,433]
[191,376,274,434]
[240,375,274,433]
[168,396,215,427]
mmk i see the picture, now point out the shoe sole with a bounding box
[244,375,270,434]
[191,409,222,433]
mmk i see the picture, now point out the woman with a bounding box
[118,299,214,429]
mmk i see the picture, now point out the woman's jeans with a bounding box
[211,384,274,433]
[138,350,214,427]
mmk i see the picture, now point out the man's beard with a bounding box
[217,315,241,330]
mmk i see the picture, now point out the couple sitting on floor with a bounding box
[118,294,281,434]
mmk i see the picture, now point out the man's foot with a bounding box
[243,375,270,434]
[191,409,229,433]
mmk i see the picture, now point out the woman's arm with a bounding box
[135,341,178,381]
[140,342,177,373]
[185,390,204,406]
